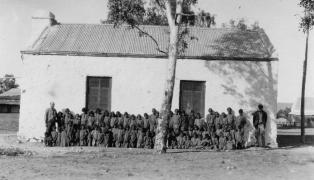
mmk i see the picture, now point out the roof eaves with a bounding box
[0,99,20,105]
[20,50,278,61]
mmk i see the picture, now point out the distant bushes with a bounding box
[0,147,32,156]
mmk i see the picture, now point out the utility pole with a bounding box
[300,10,310,144]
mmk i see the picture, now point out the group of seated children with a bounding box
[44,107,248,151]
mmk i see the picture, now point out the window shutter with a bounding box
[86,77,111,111]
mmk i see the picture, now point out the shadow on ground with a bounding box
[277,135,314,148]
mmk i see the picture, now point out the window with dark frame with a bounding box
[86,76,111,111]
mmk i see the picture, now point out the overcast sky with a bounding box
[0,0,313,103]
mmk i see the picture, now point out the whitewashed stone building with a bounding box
[19,11,278,146]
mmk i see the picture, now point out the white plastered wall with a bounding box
[18,55,278,146]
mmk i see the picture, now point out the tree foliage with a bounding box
[143,6,168,25]
[0,74,19,94]
[193,10,216,27]
[106,0,215,27]
[106,0,216,153]
[277,107,291,119]
[222,19,261,31]
[299,0,314,32]
[107,0,146,27]
[106,0,218,153]
[105,0,215,56]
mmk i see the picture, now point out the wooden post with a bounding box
[301,23,309,144]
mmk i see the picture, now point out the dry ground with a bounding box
[0,113,19,134]
[1,113,314,180]
[0,134,314,180]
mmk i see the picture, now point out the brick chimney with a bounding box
[28,10,57,48]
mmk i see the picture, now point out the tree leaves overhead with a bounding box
[106,0,214,27]
[107,0,146,27]
[105,0,214,55]
[222,19,261,31]
[194,10,215,28]
[299,0,314,32]
[143,7,168,25]
[300,12,314,32]
[300,0,314,9]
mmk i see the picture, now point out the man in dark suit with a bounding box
[45,102,57,135]
[253,104,267,147]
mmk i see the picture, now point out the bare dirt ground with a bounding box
[1,113,314,180]
[0,113,19,134]
[0,134,314,180]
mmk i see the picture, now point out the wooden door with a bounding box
[180,80,205,116]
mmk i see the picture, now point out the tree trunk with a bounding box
[154,26,179,154]
[266,62,277,114]
[154,0,181,153]
[301,28,309,144]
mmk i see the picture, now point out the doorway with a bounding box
[179,80,205,116]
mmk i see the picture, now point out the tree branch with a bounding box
[253,61,273,82]
[176,0,184,25]
[132,24,168,55]
[155,0,166,9]
[165,0,176,28]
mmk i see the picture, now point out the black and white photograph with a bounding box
[0,0,314,179]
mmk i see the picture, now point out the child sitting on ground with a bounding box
[176,132,184,149]
[44,131,52,147]
[225,133,235,151]
[144,131,153,149]
[167,130,176,149]
[51,126,58,146]
[137,128,145,148]
[201,134,211,148]
[219,132,228,151]
[60,126,69,147]
[183,135,191,149]
[191,133,198,148]
[91,126,100,146]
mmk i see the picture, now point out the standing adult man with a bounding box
[253,104,267,147]
[45,102,57,134]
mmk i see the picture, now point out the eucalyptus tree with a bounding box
[106,0,215,153]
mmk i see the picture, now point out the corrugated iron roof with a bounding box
[0,88,20,99]
[22,24,277,61]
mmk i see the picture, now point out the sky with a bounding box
[0,0,313,103]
